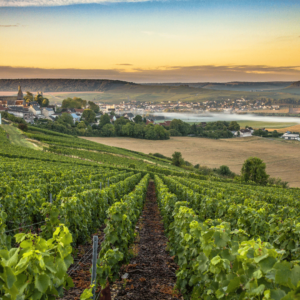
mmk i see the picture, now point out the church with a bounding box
[0,86,26,107]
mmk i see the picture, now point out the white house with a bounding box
[29,105,41,116]
[281,132,299,140]
[42,107,55,117]
[234,128,252,137]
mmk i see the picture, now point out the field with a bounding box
[83,136,300,187]
[266,124,300,133]
[2,124,41,150]
[236,120,297,129]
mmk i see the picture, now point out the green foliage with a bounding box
[241,157,269,185]
[97,174,149,288]
[88,101,99,113]
[62,97,87,109]
[0,223,74,299]
[82,109,96,124]
[18,123,28,132]
[133,115,143,123]
[228,121,240,131]
[155,174,300,300]
[24,91,33,103]
[100,113,111,127]
[58,113,74,127]
[172,151,184,167]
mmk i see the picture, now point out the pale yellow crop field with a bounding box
[82,136,300,188]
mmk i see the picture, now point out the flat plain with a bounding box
[82,136,300,188]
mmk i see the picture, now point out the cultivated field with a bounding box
[82,136,300,188]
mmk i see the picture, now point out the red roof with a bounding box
[0,105,8,111]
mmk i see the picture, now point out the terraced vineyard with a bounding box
[1,124,300,300]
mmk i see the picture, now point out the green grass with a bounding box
[236,121,298,129]
[2,125,41,150]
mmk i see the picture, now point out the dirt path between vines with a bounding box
[111,181,182,300]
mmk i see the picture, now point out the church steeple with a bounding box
[17,86,23,100]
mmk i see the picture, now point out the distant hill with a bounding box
[288,81,300,88]
[146,81,293,92]
[0,79,136,93]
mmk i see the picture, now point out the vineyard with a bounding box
[1,124,300,300]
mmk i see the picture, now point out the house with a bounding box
[234,129,252,137]
[74,109,84,116]
[42,107,55,118]
[122,113,134,121]
[7,107,33,120]
[146,119,154,125]
[29,105,42,116]
[110,115,117,123]
[0,105,8,112]
[71,113,81,123]
[281,132,299,140]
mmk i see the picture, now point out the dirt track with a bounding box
[112,181,181,300]
[82,136,300,188]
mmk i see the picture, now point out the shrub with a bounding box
[18,123,28,132]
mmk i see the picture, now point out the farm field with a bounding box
[236,120,297,129]
[266,124,300,133]
[83,136,300,187]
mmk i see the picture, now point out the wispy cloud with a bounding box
[0,65,299,82]
[0,0,156,7]
[116,63,133,66]
[0,24,20,27]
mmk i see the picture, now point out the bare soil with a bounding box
[111,181,182,300]
[83,136,300,188]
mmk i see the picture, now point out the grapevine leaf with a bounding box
[35,273,50,293]
[5,267,17,289]
[258,257,277,273]
[226,276,240,293]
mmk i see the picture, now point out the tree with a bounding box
[133,115,143,123]
[172,151,184,167]
[41,98,49,107]
[228,121,240,131]
[82,109,96,124]
[219,165,231,176]
[101,124,115,137]
[58,113,74,126]
[241,157,269,185]
[18,123,28,131]
[100,114,111,127]
[34,94,44,106]
[77,121,86,129]
[272,130,279,137]
[133,123,144,138]
[121,122,134,137]
[88,101,99,113]
[24,91,33,103]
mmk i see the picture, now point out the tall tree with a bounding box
[241,157,269,185]
[172,151,184,167]
[82,109,96,124]
[100,113,111,127]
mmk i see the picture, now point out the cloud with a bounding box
[0,24,19,27]
[0,65,299,83]
[116,63,133,66]
[0,0,156,6]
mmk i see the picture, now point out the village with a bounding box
[0,86,299,141]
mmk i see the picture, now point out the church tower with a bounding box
[17,86,24,100]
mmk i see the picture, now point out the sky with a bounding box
[0,0,300,82]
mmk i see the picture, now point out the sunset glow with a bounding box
[1,0,300,82]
